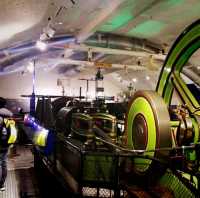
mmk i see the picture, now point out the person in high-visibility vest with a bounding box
[0,97,17,191]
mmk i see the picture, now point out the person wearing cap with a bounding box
[0,97,17,191]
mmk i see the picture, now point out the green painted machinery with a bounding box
[28,19,200,198]
[125,19,200,197]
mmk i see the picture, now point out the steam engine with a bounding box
[23,19,200,198]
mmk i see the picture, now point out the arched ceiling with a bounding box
[0,0,200,86]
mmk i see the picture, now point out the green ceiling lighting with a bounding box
[128,20,165,38]
[166,0,185,7]
[99,7,134,32]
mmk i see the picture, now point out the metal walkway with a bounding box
[0,145,40,198]
[0,145,71,198]
[0,170,19,198]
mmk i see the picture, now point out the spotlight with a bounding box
[27,61,34,73]
[43,26,56,38]
[39,33,49,41]
[132,78,137,83]
[36,40,47,51]
[146,76,150,80]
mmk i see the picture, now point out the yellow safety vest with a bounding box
[4,119,17,144]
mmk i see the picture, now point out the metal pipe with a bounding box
[66,43,166,60]
[0,32,164,75]
[85,33,162,54]
[95,136,198,154]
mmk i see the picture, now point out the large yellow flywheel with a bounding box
[125,90,172,182]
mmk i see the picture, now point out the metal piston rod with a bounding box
[95,132,199,154]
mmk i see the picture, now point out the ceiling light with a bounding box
[27,61,34,73]
[39,33,48,41]
[36,40,47,51]
[58,22,63,25]
[146,76,150,80]
[47,27,56,38]
[132,78,137,83]
[42,26,56,38]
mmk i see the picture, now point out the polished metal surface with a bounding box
[140,90,171,150]
[132,113,148,150]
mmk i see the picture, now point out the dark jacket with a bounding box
[0,108,13,152]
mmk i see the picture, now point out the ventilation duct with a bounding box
[84,33,162,54]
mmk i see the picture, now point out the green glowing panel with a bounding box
[128,20,165,38]
[99,8,134,32]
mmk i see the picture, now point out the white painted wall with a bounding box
[0,70,122,99]
[0,69,158,100]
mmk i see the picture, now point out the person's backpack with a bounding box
[0,117,17,147]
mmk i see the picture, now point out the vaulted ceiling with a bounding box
[0,0,200,87]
